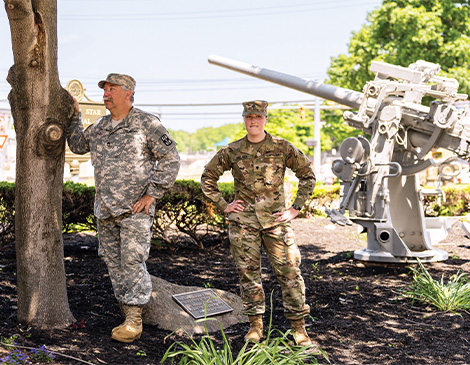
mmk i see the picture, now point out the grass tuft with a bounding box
[161,295,329,364]
[402,259,470,312]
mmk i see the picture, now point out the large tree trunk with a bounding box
[5,0,75,328]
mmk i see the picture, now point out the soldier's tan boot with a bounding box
[291,318,312,346]
[111,304,143,343]
[244,315,263,343]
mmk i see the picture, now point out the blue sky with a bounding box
[0,0,382,132]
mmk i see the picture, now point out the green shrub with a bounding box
[4,179,470,247]
[62,181,96,232]
[0,180,233,248]
[0,181,96,243]
[218,182,235,203]
[153,180,231,249]
[423,184,470,217]
[0,182,15,243]
[302,184,340,217]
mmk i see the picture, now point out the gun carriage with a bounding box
[209,54,470,263]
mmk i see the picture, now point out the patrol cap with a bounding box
[242,100,268,117]
[98,73,136,92]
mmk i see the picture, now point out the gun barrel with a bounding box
[208,54,363,109]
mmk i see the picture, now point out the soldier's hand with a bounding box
[224,200,245,214]
[133,194,156,215]
[274,207,299,223]
[67,91,80,115]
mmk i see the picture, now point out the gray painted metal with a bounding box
[208,54,363,109]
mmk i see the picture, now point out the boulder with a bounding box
[142,275,247,336]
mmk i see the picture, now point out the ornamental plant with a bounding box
[161,295,328,364]
[402,259,470,312]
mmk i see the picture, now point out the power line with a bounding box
[60,0,379,21]
[55,72,327,85]
[135,99,316,107]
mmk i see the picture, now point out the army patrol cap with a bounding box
[98,73,136,92]
[242,100,268,117]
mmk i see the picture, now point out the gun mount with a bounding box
[209,54,470,263]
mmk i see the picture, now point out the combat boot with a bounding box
[291,317,312,346]
[111,304,143,343]
[244,314,263,343]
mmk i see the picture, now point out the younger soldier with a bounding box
[201,100,316,345]
[67,74,180,343]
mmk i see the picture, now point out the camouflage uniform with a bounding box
[201,132,316,319]
[67,106,180,306]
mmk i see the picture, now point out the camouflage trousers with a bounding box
[97,212,153,306]
[228,221,310,320]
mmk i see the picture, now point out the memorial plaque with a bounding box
[172,289,233,319]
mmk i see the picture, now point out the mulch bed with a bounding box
[1,217,470,364]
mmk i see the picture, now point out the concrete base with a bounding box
[353,216,461,263]
[354,247,448,263]
[425,216,462,246]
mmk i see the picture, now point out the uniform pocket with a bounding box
[261,157,284,186]
[234,159,255,186]
[228,221,243,248]
[110,128,145,160]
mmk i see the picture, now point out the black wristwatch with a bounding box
[292,204,302,211]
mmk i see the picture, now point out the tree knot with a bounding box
[37,119,65,157]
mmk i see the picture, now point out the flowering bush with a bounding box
[30,345,55,362]
[0,337,54,364]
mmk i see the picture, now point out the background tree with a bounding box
[5,0,75,328]
[231,107,332,156]
[170,123,242,153]
[324,0,470,144]
[168,129,191,153]
[321,108,361,150]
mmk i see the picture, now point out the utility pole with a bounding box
[314,96,321,170]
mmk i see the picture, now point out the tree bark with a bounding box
[5,0,75,328]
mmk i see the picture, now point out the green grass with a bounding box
[402,259,470,312]
[161,296,329,364]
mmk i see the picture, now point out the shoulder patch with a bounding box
[160,134,173,146]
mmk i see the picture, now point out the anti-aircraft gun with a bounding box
[208,54,470,263]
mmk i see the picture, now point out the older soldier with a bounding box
[201,100,316,346]
[67,73,180,343]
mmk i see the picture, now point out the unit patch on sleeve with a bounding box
[161,134,173,146]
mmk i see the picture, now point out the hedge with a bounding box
[422,184,470,217]
[0,182,15,242]
[1,181,468,248]
[0,180,234,249]
[152,180,233,250]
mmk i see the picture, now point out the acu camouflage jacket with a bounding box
[201,133,316,229]
[67,107,180,219]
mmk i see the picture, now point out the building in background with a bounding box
[0,109,15,182]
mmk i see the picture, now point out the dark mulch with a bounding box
[1,217,470,364]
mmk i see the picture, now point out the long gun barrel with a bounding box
[208,54,363,109]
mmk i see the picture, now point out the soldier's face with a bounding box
[102,83,131,110]
[244,114,267,137]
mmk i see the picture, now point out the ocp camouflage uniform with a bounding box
[67,107,180,306]
[201,132,315,319]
